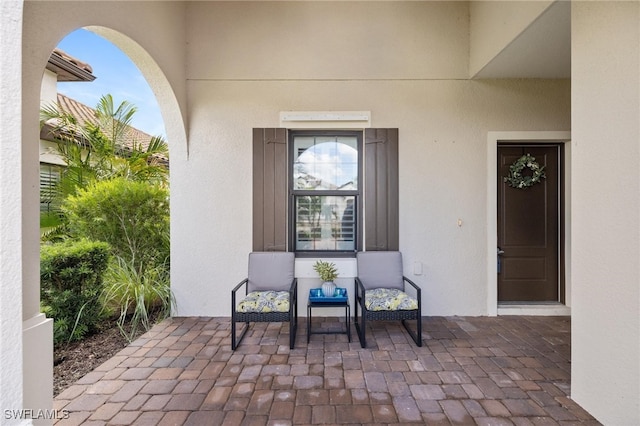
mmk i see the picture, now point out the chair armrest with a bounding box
[402,276,421,299]
[288,278,298,294]
[232,278,249,294]
[289,278,298,314]
[355,277,366,298]
[289,278,298,302]
[231,278,248,314]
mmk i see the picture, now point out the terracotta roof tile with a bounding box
[47,93,168,164]
[52,48,93,74]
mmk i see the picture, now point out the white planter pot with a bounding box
[322,281,337,297]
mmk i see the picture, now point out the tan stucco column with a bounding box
[571,2,640,424]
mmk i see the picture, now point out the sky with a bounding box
[56,28,166,138]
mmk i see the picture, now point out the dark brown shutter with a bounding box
[253,128,287,251]
[365,128,399,251]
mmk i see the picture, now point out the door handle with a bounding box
[497,247,505,255]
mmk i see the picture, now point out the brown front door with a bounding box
[497,145,561,302]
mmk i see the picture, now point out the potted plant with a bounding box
[313,260,339,297]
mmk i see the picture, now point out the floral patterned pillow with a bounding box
[237,291,290,313]
[365,288,418,311]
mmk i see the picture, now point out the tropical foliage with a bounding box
[40,239,110,345]
[40,94,168,240]
[63,178,170,274]
[40,94,168,187]
[39,95,172,341]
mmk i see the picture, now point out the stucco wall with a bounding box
[172,2,571,317]
[469,0,553,76]
[1,0,26,418]
[571,1,640,424]
[187,1,469,80]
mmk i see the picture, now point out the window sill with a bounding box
[294,251,356,259]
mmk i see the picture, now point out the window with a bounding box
[253,128,398,255]
[40,163,63,214]
[290,132,362,253]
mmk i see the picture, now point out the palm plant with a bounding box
[40,94,169,186]
[39,94,169,240]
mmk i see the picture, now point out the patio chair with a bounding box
[231,252,298,350]
[354,251,422,348]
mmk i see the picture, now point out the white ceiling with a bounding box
[473,1,571,79]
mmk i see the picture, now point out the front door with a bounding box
[497,145,562,302]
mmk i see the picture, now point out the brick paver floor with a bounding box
[54,316,601,425]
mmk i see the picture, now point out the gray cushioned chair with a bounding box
[231,252,298,350]
[354,251,422,348]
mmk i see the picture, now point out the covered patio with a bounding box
[53,316,599,425]
[2,2,638,424]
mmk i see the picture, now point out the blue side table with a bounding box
[307,288,351,343]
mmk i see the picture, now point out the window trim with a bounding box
[288,130,363,257]
[252,127,398,255]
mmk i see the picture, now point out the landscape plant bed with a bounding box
[53,321,145,397]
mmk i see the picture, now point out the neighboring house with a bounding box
[39,49,167,216]
[1,2,638,425]
[39,49,94,217]
[40,93,166,162]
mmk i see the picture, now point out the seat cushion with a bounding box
[236,291,290,313]
[365,288,418,311]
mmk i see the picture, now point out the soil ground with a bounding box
[53,321,143,397]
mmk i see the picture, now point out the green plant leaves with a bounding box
[40,240,110,345]
[313,260,339,282]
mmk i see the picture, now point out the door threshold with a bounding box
[498,302,570,316]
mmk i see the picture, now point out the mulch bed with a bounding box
[53,322,143,397]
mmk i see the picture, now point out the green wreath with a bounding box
[504,154,546,189]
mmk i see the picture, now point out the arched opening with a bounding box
[21,16,187,414]
[81,25,187,158]
[40,27,176,397]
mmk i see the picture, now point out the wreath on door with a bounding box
[504,154,546,189]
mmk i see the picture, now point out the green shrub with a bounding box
[62,177,170,274]
[102,256,173,342]
[61,178,171,340]
[40,239,110,345]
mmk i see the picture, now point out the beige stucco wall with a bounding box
[469,0,554,76]
[172,1,571,317]
[175,78,571,317]
[187,1,469,80]
[571,1,640,424]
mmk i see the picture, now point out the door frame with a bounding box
[486,131,571,316]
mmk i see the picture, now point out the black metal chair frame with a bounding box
[231,277,298,350]
[354,276,422,348]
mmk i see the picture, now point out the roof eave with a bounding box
[46,53,96,82]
